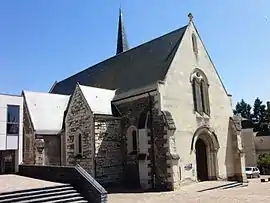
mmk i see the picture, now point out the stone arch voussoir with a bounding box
[191,125,220,153]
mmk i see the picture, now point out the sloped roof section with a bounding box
[51,25,188,95]
[79,84,115,115]
[23,91,70,135]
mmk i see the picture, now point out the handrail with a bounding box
[75,164,107,194]
[19,164,108,203]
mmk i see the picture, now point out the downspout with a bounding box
[148,92,156,189]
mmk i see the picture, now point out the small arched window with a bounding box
[75,133,82,155]
[191,69,210,115]
[78,134,82,154]
[138,111,148,129]
[132,130,138,152]
[192,33,198,55]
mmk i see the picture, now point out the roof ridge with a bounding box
[23,90,69,97]
[55,25,188,85]
[0,93,21,97]
[78,84,116,92]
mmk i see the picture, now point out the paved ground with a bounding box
[1,175,270,202]
[109,177,270,203]
[0,174,65,193]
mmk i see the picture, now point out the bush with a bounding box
[258,153,270,165]
[257,153,270,175]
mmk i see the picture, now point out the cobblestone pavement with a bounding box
[109,177,270,203]
[0,174,65,193]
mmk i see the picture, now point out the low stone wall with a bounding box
[19,164,107,203]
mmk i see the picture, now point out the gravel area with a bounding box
[0,174,65,193]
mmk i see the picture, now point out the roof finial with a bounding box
[188,13,193,22]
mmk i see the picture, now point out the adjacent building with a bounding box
[0,93,23,174]
[22,91,69,166]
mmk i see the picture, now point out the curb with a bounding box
[260,178,270,182]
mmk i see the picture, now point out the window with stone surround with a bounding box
[75,133,82,155]
[191,69,210,115]
[126,125,139,154]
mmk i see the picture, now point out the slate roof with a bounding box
[23,91,70,135]
[51,25,188,95]
[78,84,115,115]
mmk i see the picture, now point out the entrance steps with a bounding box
[0,185,88,203]
[181,181,243,193]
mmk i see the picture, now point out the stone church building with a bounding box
[22,11,248,190]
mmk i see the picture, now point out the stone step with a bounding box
[196,182,242,193]
[42,196,87,203]
[0,189,79,203]
[13,192,82,203]
[0,185,73,201]
[220,182,243,190]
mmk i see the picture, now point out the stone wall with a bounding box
[241,129,256,167]
[44,135,61,165]
[150,108,170,189]
[113,91,171,190]
[94,115,123,187]
[19,165,108,203]
[23,101,61,166]
[60,130,66,165]
[158,22,236,183]
[34,137,45,165]
[65,87,95,175]
[23,103,35,164]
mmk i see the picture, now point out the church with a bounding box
[22,10,248,191]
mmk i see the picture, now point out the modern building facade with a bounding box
[0,93,23,174]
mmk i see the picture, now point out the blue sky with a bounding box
[0,0,269,106]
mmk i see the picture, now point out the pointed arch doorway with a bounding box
[192,126,220,182]
[195,139,208,181]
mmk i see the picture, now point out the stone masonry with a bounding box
[23,103,35,164]
[65,87,95,175]
[94,115,123,187]
[64,86,125,187]
[113,91,174,190]
[23,102,61,166]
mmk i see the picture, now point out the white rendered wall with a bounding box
[0,94,23,170]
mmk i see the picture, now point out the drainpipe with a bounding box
[148,93,156,189]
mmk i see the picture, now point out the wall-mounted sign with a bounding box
[184,163,192,171]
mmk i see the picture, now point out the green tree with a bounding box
[252,98,268,132]
[233,98,270,133]
[233,99,252,119]
[257,153,270,165]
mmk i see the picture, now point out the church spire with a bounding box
[116,8,129,55]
